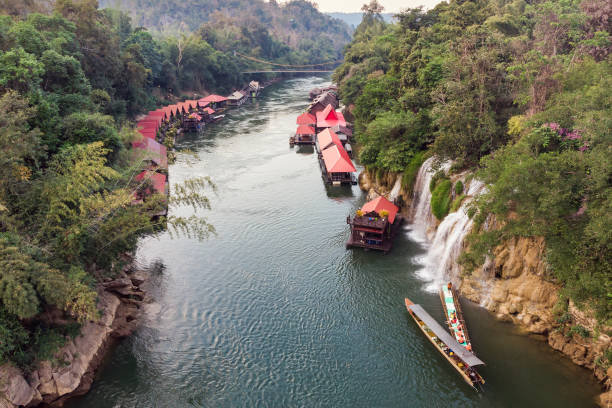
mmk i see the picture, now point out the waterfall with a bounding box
[408,158,485,292]
[408,157,450,242]
[388,175,402,202]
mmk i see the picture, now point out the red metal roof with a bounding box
[200,94,228,103]
[203,107,215,115]
[296,125,315,135]
[361,196,399,224]
[132,138,168,168]
[185,100,198,110]
[138,129,157,139]
[198,100,210,108]
[317,128,342,151]
[296,112,316,126]
[321,144,356,173]
[137,120,159,131]
[135,171,167,195]
[316,104,346,128]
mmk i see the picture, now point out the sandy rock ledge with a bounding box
[0,267,147,407]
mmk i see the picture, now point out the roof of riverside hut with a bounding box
[185,100,198,109]
[296,112,316,126]
[198,100,210,108]
[316,104,346,128]
[361,196,399,224]
[228,91,245,100]
[321,144,355,174]
[202,107,215,115]
[317,128,342,151]
[201,94,228,103]
[132,137,168,168]
[309,91,339,111]
[149,110,168,121]
[296,125,315,135]
[137,120,159,132]
[135,171,167,195]
[137,129,157,139]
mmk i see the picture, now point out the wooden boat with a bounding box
[404,298,485,389]
[440,283,473,352]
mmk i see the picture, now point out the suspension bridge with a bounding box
[233,51,341,74]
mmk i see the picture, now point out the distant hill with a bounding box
[327,12,395,28]
[98,0,353,60]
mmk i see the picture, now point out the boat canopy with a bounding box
[408,303,485,366]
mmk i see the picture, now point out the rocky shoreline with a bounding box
[359,167,612,406]
[0,264,148,408]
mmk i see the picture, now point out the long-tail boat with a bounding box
[440,282,474,353]
[404,298,485,389]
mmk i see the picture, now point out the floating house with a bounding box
[133,170,169,216]
[134,170,168,197]
[247,80,262,98]
[308,91,339,114]
[346,196,402,253]
[227,91,247,107]
[132,137,168,171]
[294,125,315,145]
[316,128,342,153]
[199,95,228,110]
[316,104,346,130]
[334,124,353,140]
[183,112,203,132]
[296,112,316,126]
[319,144,356,185]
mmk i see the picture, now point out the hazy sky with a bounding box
[284,0,442,13]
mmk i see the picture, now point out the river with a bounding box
[68,76,600,407]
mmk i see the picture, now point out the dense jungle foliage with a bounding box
[2,0,357,367]
[98,0,351,65]
[336,0,611,322]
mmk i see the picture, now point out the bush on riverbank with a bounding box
[336,0,611,321]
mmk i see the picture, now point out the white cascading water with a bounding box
[408,157,450,242]
[388,175,402,202]
[408,157,485,292]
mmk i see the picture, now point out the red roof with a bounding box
[135,171,167,195]
[203,107,215,115]
[316,104,346,128]
[321,144,355,173]
[132,138,168,168]
[137,120,159,132]
[137,129,157,139]
[185,100,198,110]
[162,106,175,118]
[317,128,342,151]
[198,100,210,108]
[200,94,228,103]
[296,112,316,126]
[296,125,315,135]
[361,196,399,224]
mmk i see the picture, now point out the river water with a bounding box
[68,77,600,407]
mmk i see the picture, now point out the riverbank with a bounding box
[359,164,612,406]
[0,261,148,407]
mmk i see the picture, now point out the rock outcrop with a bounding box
[0,267,147,407]
[362,164,611,406]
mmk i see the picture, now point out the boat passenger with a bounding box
[466,343,472,351]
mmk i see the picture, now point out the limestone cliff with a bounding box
[460,236,611,390]
[0,268,147,407]
[359,164,611,405]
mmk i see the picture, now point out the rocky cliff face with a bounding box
[460,236,611,389]
[359,162,611,405]
[0,267,147,407]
